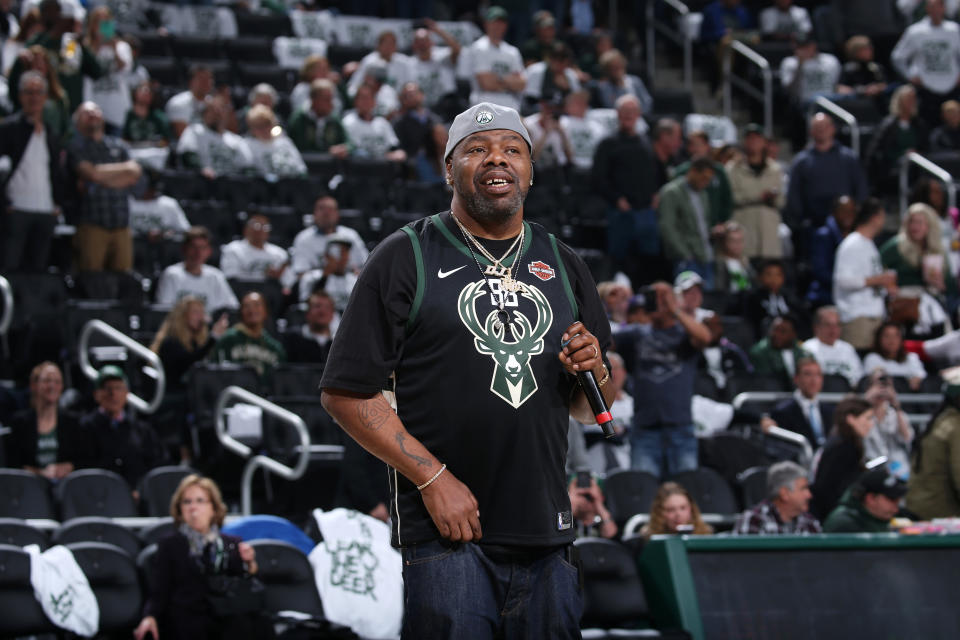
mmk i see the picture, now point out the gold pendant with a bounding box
[501,275,520,293]
[484,263,510,279]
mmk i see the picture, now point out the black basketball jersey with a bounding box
[389,213,581,547]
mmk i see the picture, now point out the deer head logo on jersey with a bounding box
[458,280,554,408]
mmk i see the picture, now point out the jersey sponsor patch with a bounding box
[527,260,556,281]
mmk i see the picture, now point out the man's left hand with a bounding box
[557,321,603,375]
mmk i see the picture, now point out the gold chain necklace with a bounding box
[451,213,524,293]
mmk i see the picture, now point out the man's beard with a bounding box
[454,170,529,224]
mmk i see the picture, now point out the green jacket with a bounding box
[879,236,958,296]
[673,159,733,225]
[211,326,287,384]
[748,339,811,387]
[287,108,350,154]
[658,176,712,262]
[822,486,891,533]
[907,405,960,519]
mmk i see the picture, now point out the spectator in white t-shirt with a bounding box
[81,6,132,134]
[346,30,411,99]
[892,0,960,124]
[156,226,239,311]
[177,96,253,179]
[220,214,289,283]
[523,92,572,168]
[243,104,306,178]
[165,64,213,139]
[863,322,928,389]
[288,195,367,286]
[523,41,580,105]
[458,5,526,112]
[559,89,607,171]
[341,84,406,162]
[760,0,812,41]
[404,20,460,113]
[128,172,189,240]
[833,198,898,350]
[780,36,842,104]
[802,306,864,388]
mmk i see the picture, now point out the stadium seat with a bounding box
[275,175,328,212]
[603,469,660,529]
[0,469,56,519]
[301,152,343,182]
[225,36,276,63]
[326,43,372,69]
[53,517,143,558]
[57,469,138,520]
[725,373,789,397]
[397,182,449,214]
[137,542,159,595]
[736,466,768,509]
[821,374,852,393]
[698,432,768,492]
[267,396,342,450]
[171,34,225,60]
[131,31,172,57]
[159,170,208,201]
[67,542,143,632]
[719,316,755,354]
[180,199,237,246]
[236,63,296,92]
[651,88,695,119]
[249,204,303,247]
[139,466,196,517]
[222,515,316,555]
[139,56,182,86]
[187,362,262,426]
[74,270,146,306]
[271,364,326,397]
[694,371,721,401]
[380,210,425,237]
[211,176,274,212]
[139,519,177,547]
[248,539,325,618]
[235,11,292,38]
[667,468,739,515]
[0,518,49,549]
[336,207,372,241]
[0,544,57,636]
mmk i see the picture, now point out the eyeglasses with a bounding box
[181,497,210,506]
[250,222,271,231]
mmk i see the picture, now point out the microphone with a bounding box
[561,334,615,438]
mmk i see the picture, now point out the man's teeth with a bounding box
[486,178,509,185]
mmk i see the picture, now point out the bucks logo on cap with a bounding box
[475,110,494,125]
[458,280,553,408]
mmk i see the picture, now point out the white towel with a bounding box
[26,544,99,637]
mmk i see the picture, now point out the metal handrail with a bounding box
[723,40,773,137]
[899,152,957,218]
[646,0,693,92]
[78,319,166,413]
[624,513,736,538]
[215,385,311,516]
[765,425,814,465]
[0,275,12,337]
[812,96,860,156]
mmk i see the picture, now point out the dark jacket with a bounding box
[810,434,864,521]
[785,143,867,230]
[592,130,657,209]
[143,531,250,640]
[6,408,81,469]
[75,409,166,487]
[822,486,892,533]
[865,115,928,184]
[0,112,67,211]
[770,397,834,449]
[158,336,217,393]
[748,339,812,388]
[806,215,846,305]
[930,125,960,153]
[281,329,332,365]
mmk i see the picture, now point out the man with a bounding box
[0,71,65,272]
[220,214,289,282]
[341,84,406,162]
[559,89,607,171]
[211,291,286,384]
[615,281,711,478]
[892,0,960,125]
[834,198,898,350]
[68,101,142,272]
[287,78,350,157]
[524,92,573,168]
[727,123,786,258]
[733,460,822,534]
[289,195,368,287]
[780,35,843,105]
[785,113,867,233]
[930,99,960,151]
[283,290,337,364]
[404,20,461,114]
[673,130,734,226]
[346,30,411,99]
[802,306,864,388]
[521,10,558,64]
[320,102,614,638]
[658,157,718,286]
[807,194,856,305]
[906,368,960,518]
[592,94,658,279]
[759,0,812,41]
[165,64,213,139]
[297,235,356,311]
[651,118,683,189]
[459,6,526,111]
[128,172,189,240]
[391,82,442,160]
[75,365,166,489]
[771,357,833,448]
[749,315,811,389]
[523,42,581,105]
[155,226,239,311]
[176,96,252,178]
[823,466,907,532]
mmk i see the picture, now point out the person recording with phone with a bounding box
[863,370,913,479]
[566,421,618,539]
[614,281,711,479]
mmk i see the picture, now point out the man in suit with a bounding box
[771,357,833,449]
[658,156,718,288]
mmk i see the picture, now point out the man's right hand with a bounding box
[419,468,482,543]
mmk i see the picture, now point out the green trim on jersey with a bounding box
[429,213,533,268]
[549,232,578,320]
[401,224,426,331]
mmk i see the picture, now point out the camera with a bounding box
[641,286,659,313]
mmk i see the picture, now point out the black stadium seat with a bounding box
[235,11,292,38]
[57,469,138,520]
[237,63,295,92]
[603,469,660,529]
[272,363,326,397]
[139,519,177,547]
[54,517,143,558]
[0,518,49,549]
[224,36,276,63]
[139,56,182,86]
[140,466,195,517]
[668,468,739,515]
[170,34,225,60]
[68,542,143,633]
[0,469,56,519]
[249,539,325,618]
[0,544,57,636]
[736,466,769,509]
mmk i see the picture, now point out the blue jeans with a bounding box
[607,207,659,259]
[401,540,582,640]
[630,424,699,479]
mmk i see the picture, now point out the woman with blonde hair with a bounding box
[134,474,269,640]
[244,103,307,178]
[865,85,929,188]
[290,54,342,113]
[640,482,713,538]
[151,296,229,393]
[82,6,134,133]
[881,203,955,294]
[23,44,70,140]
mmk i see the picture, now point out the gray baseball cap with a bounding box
[443,102,532,161]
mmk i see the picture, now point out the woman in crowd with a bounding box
[862,370,913,479]
[150,296,229,393]
[714,221,756,293]
[640,482,713,539]
[244,104,307,178]
[866,85,928,189]
[881,203,955,295]
[123,82,173,145]
[862,322,928,390]
[133,475,269,640]
[23,44,70,140]
[909,176,956,251]
[591,48,653,113]
[82,6,134,135]
[290,54,342,114]
[6,362,79,479]
[810,396,874,520]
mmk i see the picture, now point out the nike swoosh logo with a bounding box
[437,266,467,279]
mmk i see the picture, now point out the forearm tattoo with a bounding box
[357,398,390,432]
[396,432,431,467]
